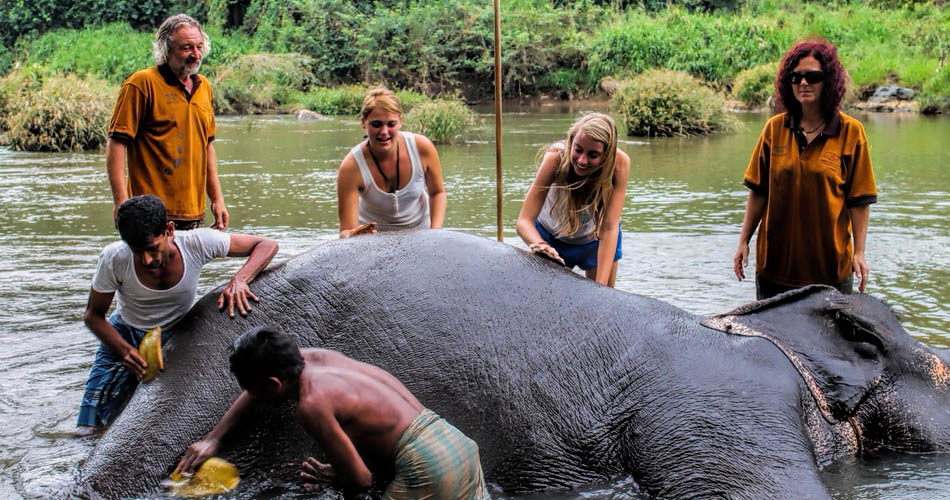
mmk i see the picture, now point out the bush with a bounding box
[17,23,152,84]
[295,85,430,116]
[403,98,478,145]
[211,53,316,114]
[733,62,778,107]
[297,85,371,116]
[920,68,950,114]
[0,68,44,132]
[5,74,115,151]
[611,69,738,137]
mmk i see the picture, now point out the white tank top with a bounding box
[537,187,597,245]
[351,131,430,231]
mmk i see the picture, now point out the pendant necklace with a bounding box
[804,120,825,134]
[368,139,400,193]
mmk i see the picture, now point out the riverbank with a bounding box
[0,0,947,149]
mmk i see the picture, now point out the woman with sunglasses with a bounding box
[733,41,877,299]
[516,113,630,287]
[337,88,447,238]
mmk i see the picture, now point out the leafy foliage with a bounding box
[292,85,430,116]
[211,53,316,114]
[611,69,738,136]
[5,73,114,151]
[403,98,479,145]
[733,62,778,107]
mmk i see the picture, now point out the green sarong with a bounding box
[384,409,490,500]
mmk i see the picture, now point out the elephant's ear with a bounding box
[704,285,887,421]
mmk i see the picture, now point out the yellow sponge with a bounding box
[166,457,240,497]
[138,326,163,382]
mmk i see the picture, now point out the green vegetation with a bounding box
[291,85,430,116]
[4,73,114,151]
[733,62,778,107]
[404,99,479,144]
[1,0,948,150]
[211,53,316,114]
[612,69,738,136]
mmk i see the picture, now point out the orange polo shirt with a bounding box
[108,65,216,221]
[743,112,877,287]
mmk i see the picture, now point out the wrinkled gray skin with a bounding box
[75,230,950,499]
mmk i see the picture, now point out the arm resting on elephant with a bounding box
[217,235,279,317]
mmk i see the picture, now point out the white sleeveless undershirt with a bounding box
[537,186,597,244]
[351,131,430,231]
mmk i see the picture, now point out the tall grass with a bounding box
[211,53,316,114]
[403,98,479,145]
[733,62,778,107]
[294,85,431,116]
[3,1,948,116]
[16,23,255,84]
[5,74,114,151]
[611,69,738,137]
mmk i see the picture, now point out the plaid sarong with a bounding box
[76,313,172,427]
[384,409,490,500]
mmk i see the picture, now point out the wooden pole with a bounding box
[493,0,503,242]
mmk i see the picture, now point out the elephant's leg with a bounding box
[628,387,833,500]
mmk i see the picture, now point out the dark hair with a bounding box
[115,195,168,248]
[774,41,848,121]
[229,326,305,391]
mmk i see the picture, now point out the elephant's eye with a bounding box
[853,342,879,360]
[827,308,887,354]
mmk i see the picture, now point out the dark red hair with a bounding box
[774,41,848,120]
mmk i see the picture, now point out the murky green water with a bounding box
[0,105,947,499]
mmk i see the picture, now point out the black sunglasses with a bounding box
[788,70,826,85]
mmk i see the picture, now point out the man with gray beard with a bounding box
[105,14,228,231]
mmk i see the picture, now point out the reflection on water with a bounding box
[0,109,947,499]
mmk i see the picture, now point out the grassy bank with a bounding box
[1,0,948,149]
[8,1,947,105]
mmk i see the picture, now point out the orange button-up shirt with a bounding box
[743,112,877,287]
[108,65,216,221]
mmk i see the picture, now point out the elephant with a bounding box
[73,230,950,499]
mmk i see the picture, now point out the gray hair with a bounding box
[152,14,211,66]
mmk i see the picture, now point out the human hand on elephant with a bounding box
[174,437,220,475]
[529,241,565,266]
[340,222,377,239]
[217,277,259,318]
[733,241,749,281]
[300,456,336,488]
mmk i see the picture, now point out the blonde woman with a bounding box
[516,113,630,287]
[337,88,447,238]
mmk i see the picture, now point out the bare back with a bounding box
[296,349,423,474]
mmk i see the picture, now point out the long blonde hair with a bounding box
[542,112,619,239]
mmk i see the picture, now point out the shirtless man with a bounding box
[176,327,488,500]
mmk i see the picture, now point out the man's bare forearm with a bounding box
[106,139,130,210]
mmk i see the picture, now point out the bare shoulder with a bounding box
[301,347,342,362]
[536,149,561,179]
[614,149,631,178]
[411,133,437,153]
[338,151,359,174]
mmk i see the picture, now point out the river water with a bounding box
[0,105,947,499]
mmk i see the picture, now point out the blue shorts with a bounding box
[535,220,622,271]
[77,313,174,427]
